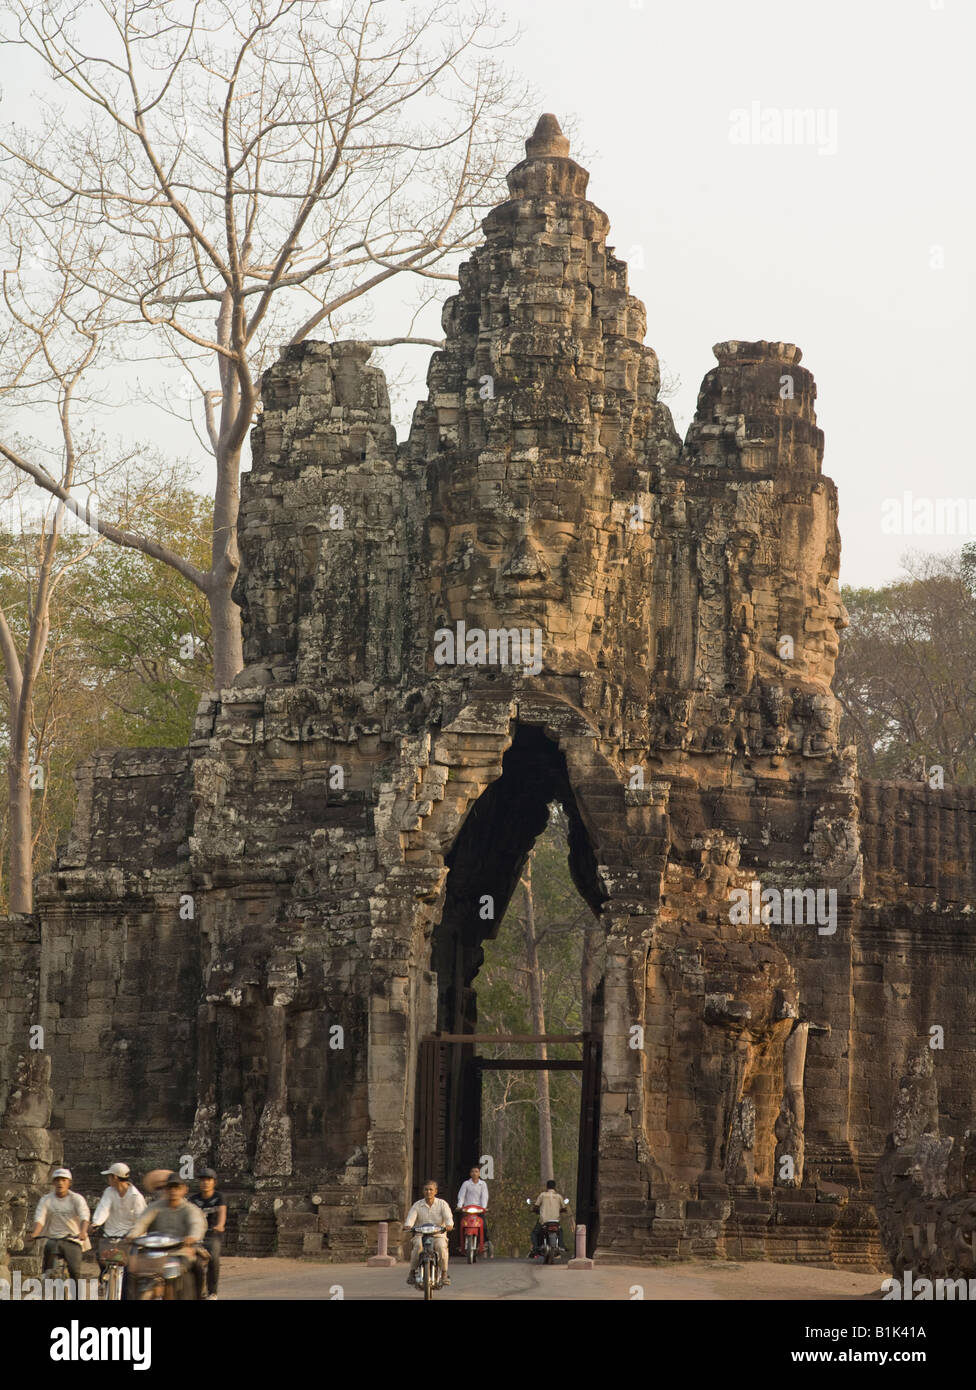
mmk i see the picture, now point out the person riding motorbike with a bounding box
[28,1167,90,1283]
[90,1161,146,1297]
[530,1179,569,1257]
[403,1179,454,1287]
[456,1163,490,1254]
[125,1173,207,1299]
[189,1167,226,1300]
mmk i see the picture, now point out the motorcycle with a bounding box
[126,1232,202,1300]
[412,1223,447,1300]
[541,1218,564,1265]
[458,1205,487,1264]
[526,1195,570,1264]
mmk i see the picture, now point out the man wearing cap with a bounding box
[127,1174,207,1299]
[29,1168,90,1282]
[90,1162,146,1294]
[189,1168,226,1300]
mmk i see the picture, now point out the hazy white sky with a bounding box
[501,0,975,589]
[4,0,973,590]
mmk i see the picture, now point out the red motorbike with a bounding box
[458,1205,487,1264]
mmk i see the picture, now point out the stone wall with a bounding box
[874,1051,976,1285]
[0,915,60,1284]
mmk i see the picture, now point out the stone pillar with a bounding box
[254,1003,292,1177]
[186,1002,217,1165]
[775,1020,811,1187]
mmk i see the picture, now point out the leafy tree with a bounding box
[0,484,211,910]
[836,549,976,783]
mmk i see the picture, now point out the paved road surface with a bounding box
[220,1255,883,1301]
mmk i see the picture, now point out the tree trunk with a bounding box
[208,296,245,690]
[521,859,554,1183]
[6,711,33,913]
[494,1095,506,1180]
[207,562,243,690]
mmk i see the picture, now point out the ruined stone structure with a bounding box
[3,116,975,1272]
[874,1027,976,1283]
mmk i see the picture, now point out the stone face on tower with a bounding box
[411,114,679,688]
[2,117,974,1279]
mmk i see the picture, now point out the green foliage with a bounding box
[0,487,212,908]
[67,494,213,748]
[476,808,603,1257]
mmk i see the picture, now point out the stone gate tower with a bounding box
[3,116,976,1272]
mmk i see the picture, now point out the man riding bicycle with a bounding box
[90,1161,146,1296]
[29,1167,90,1283]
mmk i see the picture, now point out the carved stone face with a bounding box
[427,461,624,673]
[815,575,850,672]
[779,489,849,688]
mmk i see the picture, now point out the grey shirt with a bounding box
[129,1198,206,1242]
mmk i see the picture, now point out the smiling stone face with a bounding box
[427,459,621,674]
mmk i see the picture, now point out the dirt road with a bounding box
[219,1255,883,1301]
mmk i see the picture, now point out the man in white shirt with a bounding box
[403,1180,454,1286]
[91,1162,147,1238]
[90,1161,146,1293]
[29,1167,90,1282]
[456,1164,490,1251]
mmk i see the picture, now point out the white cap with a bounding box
[51,1167,72,1180]
[101,1162,131,1178]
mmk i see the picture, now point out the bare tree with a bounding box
[520,857,554,1184]
[0,0,528,685]
[0,256,114,911]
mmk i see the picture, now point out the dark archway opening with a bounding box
[414,724,606,1250]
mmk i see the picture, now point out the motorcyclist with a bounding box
[90,1161,146,1296]
[125,1173,207,1299]
[530,1179,569,1257]
[189,1167,226,1299]
[403,1179,454,1287]
[28,1167,90,1283]
[456,1163,490,1253]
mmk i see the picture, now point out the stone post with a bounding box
[567,1224,593,1270]
[367,1221,397,1267]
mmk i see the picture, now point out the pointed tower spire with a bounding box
[525,112,570,159]
[505,112,588,199]
[411,111,680,487]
